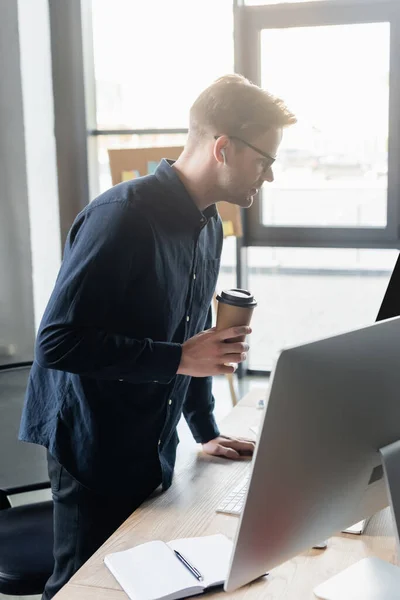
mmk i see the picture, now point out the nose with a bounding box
[264,166,274,183]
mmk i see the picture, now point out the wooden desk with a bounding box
[54,388,397,600]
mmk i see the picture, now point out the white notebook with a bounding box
[104,533,233,600]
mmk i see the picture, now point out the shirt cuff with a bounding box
[190,413,220,444]
[140,341,182,384]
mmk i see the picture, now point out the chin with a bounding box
[223,195,254,209]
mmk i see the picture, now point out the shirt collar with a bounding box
[154,159,218,227]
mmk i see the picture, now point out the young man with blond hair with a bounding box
[19,74,296,599]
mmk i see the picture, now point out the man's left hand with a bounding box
[202,435,255,459]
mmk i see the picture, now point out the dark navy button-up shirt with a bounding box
[19,160,223,495]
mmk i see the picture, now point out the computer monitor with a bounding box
[376,254,400,322]
[225,316,400,594]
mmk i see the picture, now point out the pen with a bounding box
[173,550,204,582]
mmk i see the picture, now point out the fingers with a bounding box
[217,326,252,341]
[214,444,240,459]
[219,438,255,454]
[218,343,249,366]
[218,364,238,375]
[220,353,247,364]
[180,326,251,378]
[220,342,249,355]
[215,352,248,374]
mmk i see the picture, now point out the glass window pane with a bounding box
[261,22,389,228]
[91,0,234,129]
[246,247,397,371]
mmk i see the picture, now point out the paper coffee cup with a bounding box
[216,288,257,343]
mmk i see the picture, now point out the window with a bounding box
[246,247,397,371]
[91,0,234,130]
[243,1,400,248]
[261,23,389,229]
[89,0,234,197]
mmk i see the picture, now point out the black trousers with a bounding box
[42,452,162,600]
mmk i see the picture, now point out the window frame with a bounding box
[237,0,400,249]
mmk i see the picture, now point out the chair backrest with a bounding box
[0,363,49,500]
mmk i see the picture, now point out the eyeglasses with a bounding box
[214,135,276,170]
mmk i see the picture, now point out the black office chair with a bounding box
[0,362,54,595]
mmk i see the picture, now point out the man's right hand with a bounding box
[177,326,251,377]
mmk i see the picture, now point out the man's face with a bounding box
[218,128,283,208]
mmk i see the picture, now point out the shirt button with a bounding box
[186,315,190,322]
[193,273,196,280]
[158,439,161,446]
[200,217,205,223]
[168,399,172,405]
[119,379,124,382]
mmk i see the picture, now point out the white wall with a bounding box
[18,0,61,331]
[0,0,35,361]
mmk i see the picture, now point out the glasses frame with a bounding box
[214,135,276,170]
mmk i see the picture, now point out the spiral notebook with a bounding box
[104,533,233,600]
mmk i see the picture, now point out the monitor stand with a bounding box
[314,439,400,600]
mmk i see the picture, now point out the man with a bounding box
[19,73,295,599]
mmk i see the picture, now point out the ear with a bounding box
[213,135,229,165]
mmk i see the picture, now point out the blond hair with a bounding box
[189,74,296,142]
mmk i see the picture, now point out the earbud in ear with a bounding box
[221,149,227,165]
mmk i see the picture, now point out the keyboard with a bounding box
[216,474,249,515]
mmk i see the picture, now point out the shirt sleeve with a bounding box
[182,305,220,443]
[35,198,182,383]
